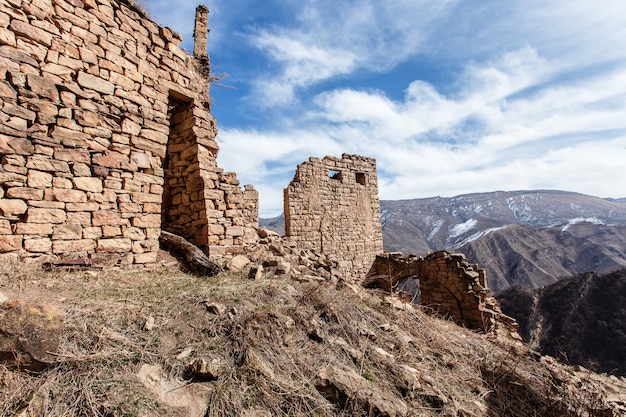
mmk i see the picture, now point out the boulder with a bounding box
[0,300,65,371]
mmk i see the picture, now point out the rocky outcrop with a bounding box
[0,299,64,371]
[315,365,408,417]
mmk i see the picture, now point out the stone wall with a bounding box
[284,154,384,280]
[0,0,258,263]
[366,251,518,333]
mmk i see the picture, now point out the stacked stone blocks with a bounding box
[284,154,384,280]
[0,0,258,263]
[367,251,516,332]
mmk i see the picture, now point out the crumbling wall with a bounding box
[0,0,257,263]
[284,154,384,280]
[366,251,518,333]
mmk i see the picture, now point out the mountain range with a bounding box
[260,190,626,292]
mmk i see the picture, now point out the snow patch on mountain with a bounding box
[453,226,507,248]
[427,219,444,242]
[448,219,477,240]
[561,217,606,231]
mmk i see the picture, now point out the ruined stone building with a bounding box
[0,0,258,264]
[284,154,384,280]
[283,155,515,333]
[1,0,513,334]
[365,251,517,333]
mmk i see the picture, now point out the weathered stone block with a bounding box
[54,148,90,163]
[102,225,121,238]
[26,73,59,102]
[24,238,52,252]
[0,220,11,235]
[97,238,132,252]
[51,188,88,203]
[5,186,42,200]
[123,226,145,240]
[52,239,96,253]
[82,227,102,239]
[11,19,52,46]
[0,198,27,216]
[132,214,160,228]
[14,223,53,235]
[52,224,82,240]
[133,251,158,264]
[73,177,103,192]
[0,234,22,252]
[26,208,66,224]
[226,226,244,237]
[0,301,64,371]
[77,71,114,95]
[92,210,126,226]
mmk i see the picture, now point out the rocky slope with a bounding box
[2,238,626,417]
[497,269,626,377]
[460,222,626,293]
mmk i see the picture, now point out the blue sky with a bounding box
[145,0,626,217]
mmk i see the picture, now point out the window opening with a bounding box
[356,172,366,185]
[329,170,342,180]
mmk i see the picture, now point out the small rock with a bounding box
[203,301,226,316]
[397,365,421,392]
[248,264,264,280]
[227,307,238,320]
[176,347,194,360]
[275,261,291,275]
[316,365,408,417]
[227,255,251,272]
[0,291,8,303]
[143,316,155,331]
[373,347,394,362]
[185,357,227,380]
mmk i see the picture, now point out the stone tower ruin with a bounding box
[0,0,258,264]
[284,154,384,279]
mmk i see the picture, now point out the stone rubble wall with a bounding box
[366,251,519,334]
[0,0,258,264]
[284,154,384,280]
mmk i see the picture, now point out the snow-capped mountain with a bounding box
[381,190,626,292]
[381,190,626,254]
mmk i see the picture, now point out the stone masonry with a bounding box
[0,0,258,264]
[284,154,384,280]
[366,251,518,333]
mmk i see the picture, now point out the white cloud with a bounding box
[246,0,459,106]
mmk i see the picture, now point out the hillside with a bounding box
[2,240,626,417]
[459,222,626,293]
[497,269,626,377]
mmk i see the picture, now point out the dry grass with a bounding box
[1,258,624,416]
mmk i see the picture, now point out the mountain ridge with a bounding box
[260,190,626,292]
